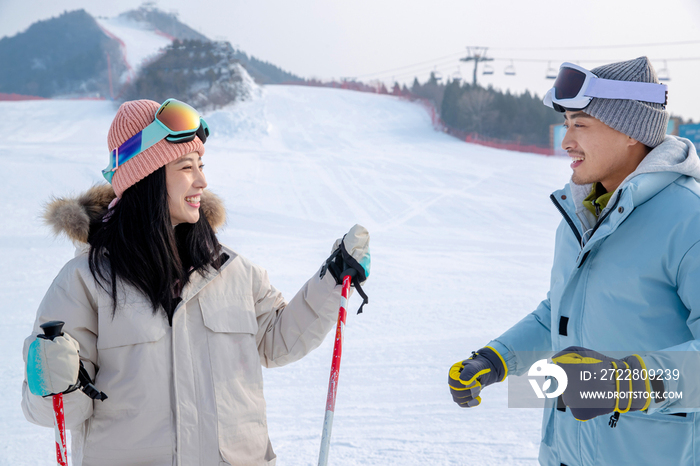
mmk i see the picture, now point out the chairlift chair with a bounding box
[504,60,516,76]
[546,62,558,79]
[482,64,494,75]
[657,60,671,81]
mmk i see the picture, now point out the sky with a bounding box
[2,0,700,121]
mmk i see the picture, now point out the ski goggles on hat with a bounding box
[102,98,210,183]
[543,62,668,113]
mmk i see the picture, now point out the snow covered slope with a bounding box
[96,16,173,83]
[0,86,572,465]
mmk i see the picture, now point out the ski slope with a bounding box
[96,16,173,83]
[0,86,572,465]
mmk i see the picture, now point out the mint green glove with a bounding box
[27,332,80,397]
[321,224,370,313]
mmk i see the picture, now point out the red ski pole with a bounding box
[39,321,69,466]
[318,272,353,466]
[52,394,68,465]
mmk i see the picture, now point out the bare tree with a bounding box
[458,87,497,136]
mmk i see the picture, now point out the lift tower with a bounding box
[460,47,493,86]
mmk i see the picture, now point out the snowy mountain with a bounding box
[117,5,209,42]
[95,14,174,85]
[0,10,125,98]
[0,85,571,465]
[122,40,260,111]
[1,6,302,100]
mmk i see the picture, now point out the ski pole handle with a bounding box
[39,321,65,340]
[40,321,69,466]
[318,273,353,466]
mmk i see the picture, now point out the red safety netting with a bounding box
[0,93,47,101]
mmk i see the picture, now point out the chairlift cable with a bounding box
[489,40,700,51]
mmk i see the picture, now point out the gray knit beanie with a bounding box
[584,57,669,148]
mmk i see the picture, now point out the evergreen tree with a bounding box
[437,80,562,146]
[411,77,421,94]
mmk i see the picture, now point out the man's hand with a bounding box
[449,346,507,408]
[553,346,652,422]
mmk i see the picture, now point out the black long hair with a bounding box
[88,166,222,325]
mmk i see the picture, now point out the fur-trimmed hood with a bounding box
[43,184,226,244]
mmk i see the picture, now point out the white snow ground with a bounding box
[0,86,572,465]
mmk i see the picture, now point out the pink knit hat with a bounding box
[107,99,205,197]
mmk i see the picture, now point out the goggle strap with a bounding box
[585,78,668,105]
[140,123,170,151]
[101,124,167,182]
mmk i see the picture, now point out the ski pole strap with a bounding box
[352,279,368,314]
[338,267,369,314]
[320,240,370,314]
[78,363,108,401]
[338,238,369,314]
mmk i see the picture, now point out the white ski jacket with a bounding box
[22,187,343,466]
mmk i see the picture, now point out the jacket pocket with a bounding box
[596,411,694,464]
[199,295,258,334]
[198,294,261,385]
[83,408,174,465]
[198,294,271,465]
[96,298,169,350]
[92,298,173,434]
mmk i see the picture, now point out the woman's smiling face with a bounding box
[165,152,207,226]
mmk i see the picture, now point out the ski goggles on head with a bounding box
[102,98,210,183]
[543,62,668,113]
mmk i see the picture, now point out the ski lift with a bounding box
[482,64,494,75]
[546,62,558,79]
[452,69,463,82]
[504,60,516,76]
[433,69,443,82]
[657,60,671,81]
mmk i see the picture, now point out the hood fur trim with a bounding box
[43,184,227,244]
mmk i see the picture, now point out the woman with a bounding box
[21,99,370,465]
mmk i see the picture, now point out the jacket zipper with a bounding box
[550,194,583,246]
[550,189,623,250]
[587,189,622,242]
[551,191,626,431]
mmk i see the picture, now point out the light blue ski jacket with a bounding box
[489,136,700,465]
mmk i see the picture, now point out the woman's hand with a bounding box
[26,332,80,397]
[320,224,371,313]
[322,224,370,285]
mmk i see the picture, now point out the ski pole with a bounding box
[318,270,355,466]
[39,321,69,466]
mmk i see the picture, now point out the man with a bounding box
[449,57,700,465]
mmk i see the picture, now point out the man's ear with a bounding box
[627,136,640,148]
[628,136,652,157]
